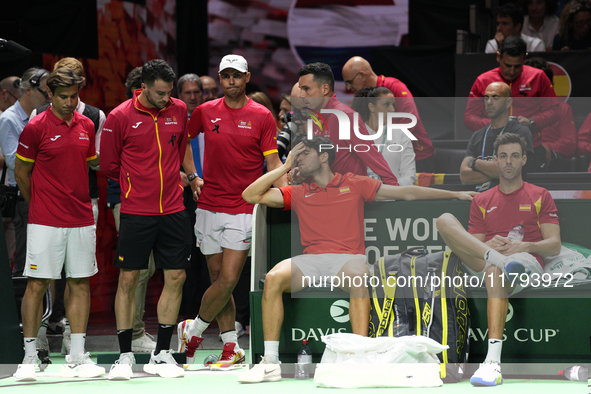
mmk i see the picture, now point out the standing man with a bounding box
[437,133,560,386]
[297,62,398,185]
[464,36,558,170]
[31,57,106,358]
[101,59,193,379]
[459,82,534,190]
[200,75,219,102]
[341,56,435,171]
[0,68,50,277]
[485,3,545,53]
[177,54,286,368]
[13,67,104,381]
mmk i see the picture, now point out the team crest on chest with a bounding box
[238,120,252,129]
[164,116,178,125]
[79,132,89,140]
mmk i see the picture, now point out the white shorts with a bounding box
[462,252,543,295]
[292,253,367,286]
[195,208,252,255]
[24,224,98,279]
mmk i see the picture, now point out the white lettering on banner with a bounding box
[308,110,418,141]
[470,327,559,343]
[291,328,348,342]
[381,218,439,242]
[364,218,377,242]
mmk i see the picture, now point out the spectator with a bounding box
[249,91,280,134]
[485,2,546,53]
[552,0,591,50]
[577,112,591,157]
[0,76,20,114]
[524,57,577,166]
[464,36,559,171]
[0,68,50,278]
[521,0,560,50]
[277,94,291,129]
[342,56,435,171]
[351,86,417,185]
[460,82,534,191]
[200,75,219,102]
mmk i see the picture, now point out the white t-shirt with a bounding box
[522,15,560,50]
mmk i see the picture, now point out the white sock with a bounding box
[484,338,503,363]
[484,249,506,268]
[221,330,238,346]
[24,337,37,357]
[37,322,47,339]
[191,316,210,338]
[70,333,86,358]
[264,341,280,363]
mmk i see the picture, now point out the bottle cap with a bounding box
[302,339,308,345]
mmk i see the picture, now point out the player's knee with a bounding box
[264,269,288,292]
[436,213,455,234]
[165,269,186,287]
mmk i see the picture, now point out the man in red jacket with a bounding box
[101,59,196,380]
[342,56,434,172]
[464,36,559,170]
[297,62,399,185]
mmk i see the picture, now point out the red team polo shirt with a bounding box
[187,97,278,214]
[464,66,559,147]
[101,90,188,215]
[376,75,434,161]
[280,173,381,255]
[16,109,96,227]
[468,182,559,267]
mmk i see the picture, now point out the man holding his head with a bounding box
[13,67,103,381]
[460,82,534,191]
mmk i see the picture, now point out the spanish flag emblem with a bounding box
[30,265,37,270]
[118,256,124,261]
[519,204,531,212]
[339,187,350,194]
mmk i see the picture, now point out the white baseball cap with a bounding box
[218,54,248,74]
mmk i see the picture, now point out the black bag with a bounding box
[0,163,19,218]
[368,247,470,383]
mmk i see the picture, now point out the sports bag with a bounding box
[368,247,470,382]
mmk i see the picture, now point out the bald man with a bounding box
[460,82,534,191]
[0,76,20,114]
[342,56,434,171]
[200,75,219,102]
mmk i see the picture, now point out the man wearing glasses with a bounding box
[0,68,50,277]
[341,56,434,172]
[0,76,21,115]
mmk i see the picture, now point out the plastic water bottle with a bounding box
[295,339,312,380]
[204,354,218,365]
[507,221,525,241]
[559,365,588,381]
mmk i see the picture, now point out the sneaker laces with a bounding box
[218,344,237,362]
[155,349,177,364]
[185,336,202,358]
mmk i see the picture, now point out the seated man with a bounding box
[460,81,534,191]
[437,133,560,386]
[238,136,475,383]
[485,2,545,54]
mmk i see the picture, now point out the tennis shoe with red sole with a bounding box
[210,342,245,370]
[177,320,203,368]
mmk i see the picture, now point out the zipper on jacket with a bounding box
[125,173,132,198]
